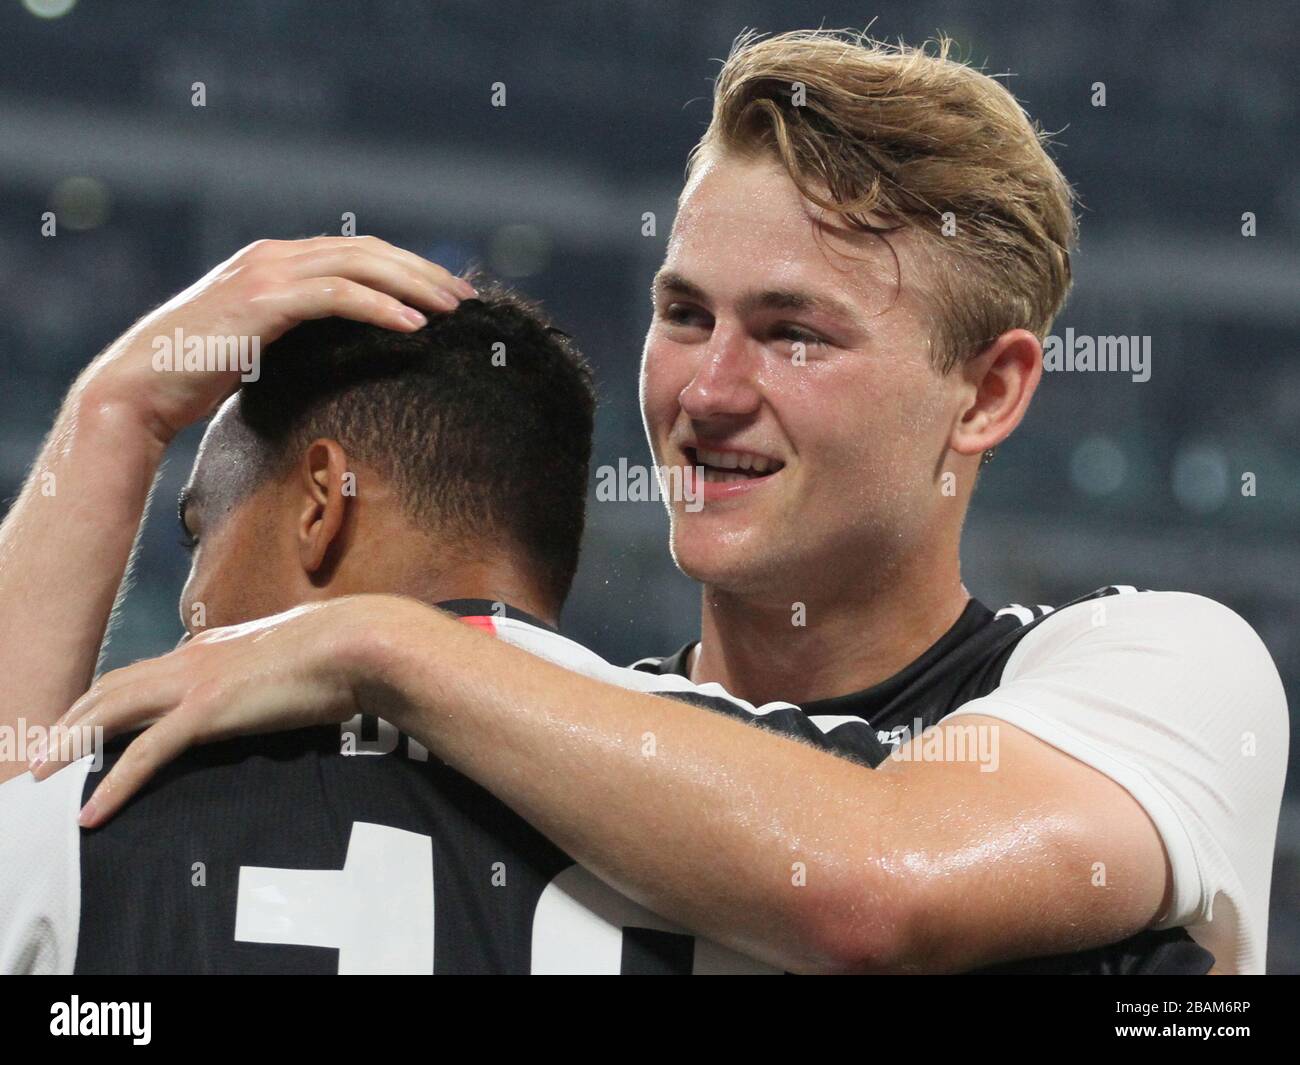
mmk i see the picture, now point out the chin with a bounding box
[669,521,782,594]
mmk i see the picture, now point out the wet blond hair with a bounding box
[690,29,1078,371]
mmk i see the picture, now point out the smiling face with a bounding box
[641,151,977,601]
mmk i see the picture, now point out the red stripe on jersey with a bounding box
[460,616,498,636]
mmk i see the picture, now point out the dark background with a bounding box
[0,0,1295,970]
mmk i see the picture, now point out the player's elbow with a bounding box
[780,870,921,975]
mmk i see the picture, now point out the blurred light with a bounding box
[22,0,76,18]
[1171,442,1230,514]
[50,176,111,231]
[1069,435,1127,497]
[488,224,551,279]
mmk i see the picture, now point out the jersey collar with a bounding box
[435,598,559,635]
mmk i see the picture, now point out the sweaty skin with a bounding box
[641,152,1029,706]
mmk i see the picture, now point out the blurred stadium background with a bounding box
[0,0,1295,969]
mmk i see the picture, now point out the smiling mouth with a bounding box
[684,446,786,483]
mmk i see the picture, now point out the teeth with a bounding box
[698,448,739,469]
[695,447,778,474]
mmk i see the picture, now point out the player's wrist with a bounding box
[68,369,179,454]
[343,595,450,734]
[57,376,173,475]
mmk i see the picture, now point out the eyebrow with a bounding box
[652,271,708,303]
[652,270,869,332]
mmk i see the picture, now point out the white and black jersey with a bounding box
[0,600,885,975]
[635,587,1289,975]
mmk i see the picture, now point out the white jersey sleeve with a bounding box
[946,590,1288,973]
[485,616,885,766]
[0,758,91,974]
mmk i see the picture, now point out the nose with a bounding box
[678,321,762,420]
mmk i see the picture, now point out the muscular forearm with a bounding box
[0,380,164,779]
[363,602,912,973]
[364,609,1166,973]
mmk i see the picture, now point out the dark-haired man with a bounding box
[172,285,593,633]
[0,236,882,973]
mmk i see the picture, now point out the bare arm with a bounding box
[0,384,165,781]
[362,606,1173,973]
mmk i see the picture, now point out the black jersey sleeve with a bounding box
[652,688,888,768]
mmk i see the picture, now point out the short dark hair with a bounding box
[237,278,595,610]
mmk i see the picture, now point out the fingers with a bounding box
[253,275,436,334]
[333,235,475,297]
[278,245,472,315]
[250,235,475,315]
[77,709,201,829]
[30,666,182,780]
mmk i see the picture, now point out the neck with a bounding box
[691,543,970,707]
[334,543,558,628]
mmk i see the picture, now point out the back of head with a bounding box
[237,278,595,611]
[692,29,1078,372]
